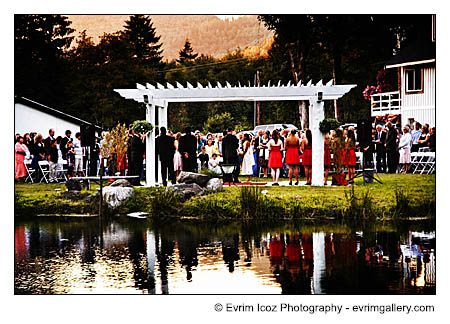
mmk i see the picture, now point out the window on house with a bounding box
[405,68,422,92]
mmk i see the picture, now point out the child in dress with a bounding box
[208,153,221,175]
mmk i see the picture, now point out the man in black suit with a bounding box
[222,127,240,183]
[60,130,72,160]
[128,129,145,185]
[178,127,197,173]
[384,122,397,173]
[156,127,176,186]
[374,124,387,173]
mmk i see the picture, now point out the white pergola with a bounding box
[115,80,356,186]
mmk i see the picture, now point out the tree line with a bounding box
[15,14,431,133]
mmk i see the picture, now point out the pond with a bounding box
[14,216,435,294]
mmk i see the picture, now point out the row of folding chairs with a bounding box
[410,152,435,174]
[24,160,82,183]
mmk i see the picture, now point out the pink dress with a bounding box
[15,142,28,179]
[173,140,183,171]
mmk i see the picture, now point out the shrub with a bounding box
[150,188,181,216]
[319,118,340,134]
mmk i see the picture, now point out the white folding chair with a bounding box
[38,160,50,183]
[24,163,36,183]
[56,159,68,182]
[409,152,420,173]
[421,152,435,174]
[414,153,430,174]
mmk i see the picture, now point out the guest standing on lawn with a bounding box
[30,133,45,182]
[398,125,412,174]
[284,129,300,185]
[345,129,357,183]
[301,129,312,185]
[324,133,332,185]
[257,130,270,178]
[385,122,398,173]
[15,136,28,182]
[268,129,284,186]
[173,132,183,177]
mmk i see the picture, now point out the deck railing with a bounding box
[371,91,401,116]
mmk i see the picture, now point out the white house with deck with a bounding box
[371,17,436,127]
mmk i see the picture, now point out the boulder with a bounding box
[65,178,82,191]
[170,183,205,201]
[102,186,135,208]
[206,178,223,192]
[109,179,133,187]
[177,171,210,187]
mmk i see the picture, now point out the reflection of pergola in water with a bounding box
[115,80,356,186]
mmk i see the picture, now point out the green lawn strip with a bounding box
[14,174,435,219]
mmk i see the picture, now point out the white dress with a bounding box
[208,158,222,174]
[398,132,412,164]
[241,142,255,176]
[173,140,183,171]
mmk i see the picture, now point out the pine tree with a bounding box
[122,15,164,66]
[15,14,74,105]
[177,38,198,64]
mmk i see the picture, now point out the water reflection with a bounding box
[14,218,435,294]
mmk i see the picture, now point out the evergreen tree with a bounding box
[15,14,74,106]
[122,15,164,66]
[177,39,198,64]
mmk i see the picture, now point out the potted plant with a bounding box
[319,118,340,134]
[131,120,153,135]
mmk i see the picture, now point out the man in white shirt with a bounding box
[73,132,83,176]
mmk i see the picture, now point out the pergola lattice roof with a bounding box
[114,79,357,187]
[115,80,356,103]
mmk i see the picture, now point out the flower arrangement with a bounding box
[319,118,340,134]
[362,85,380,101]
[132,120,153,134]
[363,70,393,101]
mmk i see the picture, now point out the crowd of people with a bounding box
[14,129,84,183]
[15,119,435,185]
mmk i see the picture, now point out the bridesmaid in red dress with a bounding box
[301,129,312,185]
[268,129,284,186]
[324,134,332,185]
[345,129,357,183]
[285,129,300,185]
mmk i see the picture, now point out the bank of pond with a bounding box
[15,174,435,222]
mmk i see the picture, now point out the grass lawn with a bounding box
[14,173,435,220]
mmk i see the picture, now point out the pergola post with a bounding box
[156,101,168,185]
[145,102,156,186]
[310,96,325,186]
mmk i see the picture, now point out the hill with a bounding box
[67,15,273,60]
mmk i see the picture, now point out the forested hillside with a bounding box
[67,15,273,60]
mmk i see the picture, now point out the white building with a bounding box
[14,96,100,138]
[371,17,436,127]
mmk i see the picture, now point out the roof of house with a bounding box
[15,96,102,131]
[385,36,436,69]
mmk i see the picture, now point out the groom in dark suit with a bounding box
[222,127,240,183]
[178,127,197,173]
[156,127,176,186]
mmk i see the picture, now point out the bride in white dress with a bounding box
[241,134,255,182]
